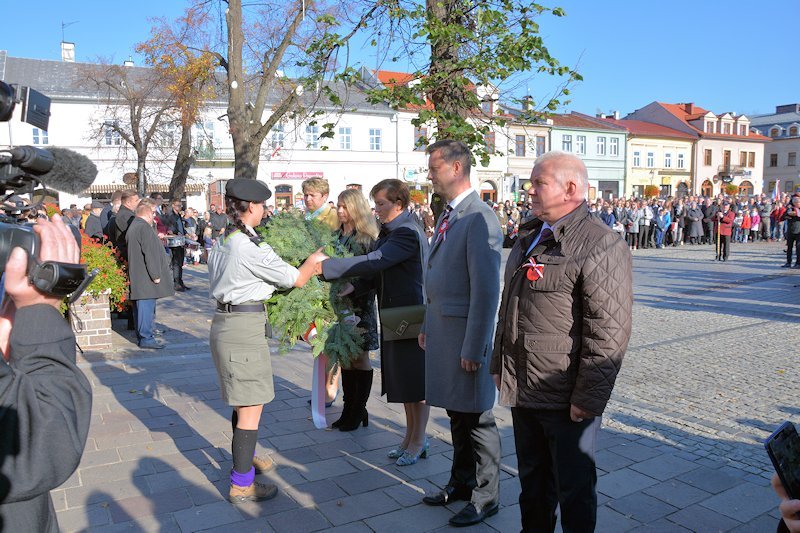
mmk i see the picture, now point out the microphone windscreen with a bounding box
[38,148,98,194]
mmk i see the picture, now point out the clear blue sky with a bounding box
[3,0,798,117]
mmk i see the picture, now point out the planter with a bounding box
[70,290,113,350]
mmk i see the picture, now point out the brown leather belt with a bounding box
[216,301,265,313]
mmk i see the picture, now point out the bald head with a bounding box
[528,151,589,224]
[534,152,589,198]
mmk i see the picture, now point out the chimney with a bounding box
[523,95,533,112]
[61,42,75,63]
[123,57,134,67]
[613,110,620,120]
[597,113,607,119]
[682,103,694,114]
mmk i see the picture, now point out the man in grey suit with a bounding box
[419,140,503,527]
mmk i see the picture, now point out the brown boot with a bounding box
[229,481,278,504]
[252,454,275,474]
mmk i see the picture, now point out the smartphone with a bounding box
[765,421,800,500]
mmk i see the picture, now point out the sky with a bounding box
[2,0,798,118]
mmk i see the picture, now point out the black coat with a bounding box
[161,209,186,235]
[84,213,104,240]
[0,305,92,532]
[110,206,135,259]
[125,217,175,300]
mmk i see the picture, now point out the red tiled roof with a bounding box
[376,70,417,86]
[549,113,624,131]
[658,102,771,141]
[594,117,696,140]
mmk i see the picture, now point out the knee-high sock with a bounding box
[231,428,258,486]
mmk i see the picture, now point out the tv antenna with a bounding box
[62,20,79,42]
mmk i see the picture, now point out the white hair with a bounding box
[533,151,589,199]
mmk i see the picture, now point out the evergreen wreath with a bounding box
[256,211,368,371]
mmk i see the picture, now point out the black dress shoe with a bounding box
[449,502,499,527]
[422,485,471,506]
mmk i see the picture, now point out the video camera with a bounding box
[0,80,96,301]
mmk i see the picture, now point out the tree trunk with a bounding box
[168,122,194,201]
[226,0,258,180]
[233,141,261,179]
[425,0,468,136]
[136,157,147,197]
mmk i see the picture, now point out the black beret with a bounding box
[225,179,272,202]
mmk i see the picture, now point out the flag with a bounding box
[773,179,780,201]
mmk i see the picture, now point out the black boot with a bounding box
[331,369,356,429]
[339,369,373,432]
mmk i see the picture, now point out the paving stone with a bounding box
[282,479,349,507]
[297,457,359,482]
[666,504,742,532]
[266,507,331,532]
[607,492,679,523]
[172,500,245,532]
[364,503,452,532]
[107,488,194,523]
[78,448,122,469]
[55,503,111,531]
[80,459,156,484]
[269,432,317,451]
[642,479,713,508]
[596,449,635,472]
[595,505,642,532]
[676,467,744,494]
[597,468,659,499]
[698,481,777,523]
[334,466,406,495]
[317,491,401,526]
[608,442,664,462]
[383,479,440,508]
[629,454,701,481]
[628,518,692,532]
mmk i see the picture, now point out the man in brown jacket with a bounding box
[490,151,632,532]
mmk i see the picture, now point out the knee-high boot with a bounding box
[339,369,372,432]
[331,369,356,429]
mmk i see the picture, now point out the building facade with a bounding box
[549,113,627,201]
[625,102,769,196]
[750,104,800,195]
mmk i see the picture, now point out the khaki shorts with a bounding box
[210,310,275,406]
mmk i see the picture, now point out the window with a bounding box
[739,151,747,167]
[723,123,732,134]
[306,125,320,149]
[561,134,572,152]
[596,136,606,156]
[515,135,526,157]
[339,126,351,150]
[677,153,685,169]
[481,100,493,115]
[270,123,285,149]
[104,120,121,146]
[664,153,672,168]
[32,127,48,145]
[633,151,641,167]
[646,152,654,168]
[610,137,619,156]
[535,136,546,156]
[739,124,747,136]
[786,181,795,193]
[575,135,586,155]
[369,128,382,151]
[704,149,712,166]
[771,127,781,138]
[706,122,715,133]
[413,127,427,151]
[157,123,176,147]
[790,126,799,137]
[789,152,797,167]
[748,152,755,168]
[769,153,778,167]
[485,132,495,153]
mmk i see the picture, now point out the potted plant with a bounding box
[725,183,739,196]
[644,185,660,198]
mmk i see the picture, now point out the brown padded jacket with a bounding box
[489,203,633,416]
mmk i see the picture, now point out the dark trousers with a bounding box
[133,299,156,343]
[637,227,647,249]
[787,234,800,265]
[446,409,501,508]
[647,223,656,247]
[169,246,185,285]
[718,235,731,260]
[512,408,601,533]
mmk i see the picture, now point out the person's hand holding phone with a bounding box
[772,474,800,532]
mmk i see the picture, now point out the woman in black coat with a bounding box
[319,179,430,466]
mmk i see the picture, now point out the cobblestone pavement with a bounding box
[54,240,799,532]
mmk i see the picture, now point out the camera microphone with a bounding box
[0,146,98,194]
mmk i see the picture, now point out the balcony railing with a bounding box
[194,145,235,161]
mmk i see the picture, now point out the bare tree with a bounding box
[83,62,178,195]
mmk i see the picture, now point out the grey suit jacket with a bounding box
[423,190,502,412]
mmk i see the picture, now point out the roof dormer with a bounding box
[788,123,800,137]
[769,125,783,138]
[734,115,750,136]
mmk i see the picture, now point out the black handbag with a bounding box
[378,220,427,341]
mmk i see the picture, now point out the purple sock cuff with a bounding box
[231,466,255,487]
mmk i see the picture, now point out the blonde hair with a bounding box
[301,177,330,196]
[338,189,379,248]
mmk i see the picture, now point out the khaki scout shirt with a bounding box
[208,229,299,305]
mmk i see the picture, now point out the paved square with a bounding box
[54,242,797,531]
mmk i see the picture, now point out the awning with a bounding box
[87,183,208,194]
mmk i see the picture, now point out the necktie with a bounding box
[538,227,553,243]
[435,205,453,245]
